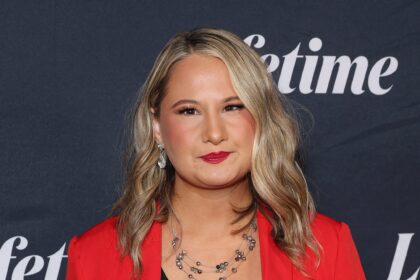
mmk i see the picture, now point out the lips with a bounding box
[200,151,231,164]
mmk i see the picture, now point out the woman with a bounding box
[66,28,366,280]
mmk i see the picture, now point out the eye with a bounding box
[177,107,199,115]
[225,104,245,111]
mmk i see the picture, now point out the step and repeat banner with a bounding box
[1,1,419,279]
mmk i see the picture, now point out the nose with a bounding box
[201,111,227,145]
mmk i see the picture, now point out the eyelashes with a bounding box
[177,104,245,115]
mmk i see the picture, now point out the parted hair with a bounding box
[111,27,321,278]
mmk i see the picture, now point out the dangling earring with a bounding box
[157,143,167,169]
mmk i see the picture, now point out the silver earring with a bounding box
[157,143,167,169]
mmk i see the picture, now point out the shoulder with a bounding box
[66,216,134,279]
[311,212,358,244]
[311,212,343,238]
[303,212,366,279]
[69,216,120,254]
[73,216,119,243]
[310,212,352,253]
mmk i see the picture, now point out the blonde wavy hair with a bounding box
[112,27,320,278]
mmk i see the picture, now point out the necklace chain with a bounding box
[169,214,257,280]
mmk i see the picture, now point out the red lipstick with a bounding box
[200,151,230,164]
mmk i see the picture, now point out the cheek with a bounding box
[239,111,256,137]
[160,116,198,156]
[241,114,256,169]
[229,112,256,148]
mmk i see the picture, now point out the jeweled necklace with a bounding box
[169,214,257,280]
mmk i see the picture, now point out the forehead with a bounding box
[163,54,237,102]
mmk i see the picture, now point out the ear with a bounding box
[151,108,163,145]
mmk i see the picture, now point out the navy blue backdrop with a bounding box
[1,1,419,279]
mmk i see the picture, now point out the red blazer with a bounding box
[66,209,366,280]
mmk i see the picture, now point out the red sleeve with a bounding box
[66,236,85,280]
[334,222,366,280]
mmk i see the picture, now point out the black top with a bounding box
[161,268,169,280]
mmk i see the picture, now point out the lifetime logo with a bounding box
[0,236,66,280]
[244,34,399,95]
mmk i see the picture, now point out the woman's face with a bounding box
[152,54,256,189]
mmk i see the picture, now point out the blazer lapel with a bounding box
[140,219,162,280]
[257,208,293,280]
[138,201,163,279]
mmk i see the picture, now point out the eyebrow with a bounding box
[170,96,241,109]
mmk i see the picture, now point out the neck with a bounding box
[169,174,254,237]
